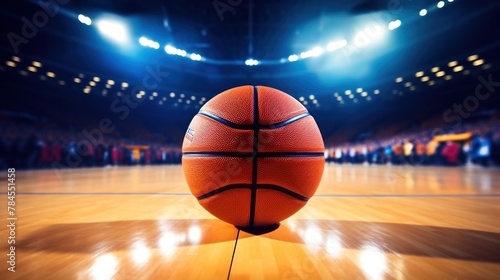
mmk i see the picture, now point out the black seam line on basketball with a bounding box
[198,111,311,130]
[249,85,259,228]
[182,152,325,157]
[196,184,250,200]
[195,184,309,202]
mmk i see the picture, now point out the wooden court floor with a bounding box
[1,164,500,279]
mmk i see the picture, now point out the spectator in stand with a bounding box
[335,148,342,164]
[441,141,460,165]
[462,140,472,165]
[65,139,79,167]
[144,148,151,165]
[374,145,383,164]
[117,144,124,165]
[85,142,95,167]
[392,142,404,165]
[476,134,492,166]
[414,141,426,165]
[491,132,500,166]
[95,142,105,166]
[435,141,447,165]
[349,147,356,164]
[4,131,18,168]
[367,145,375,164]
[25,133,39,169]
[154,147,162,165]
[426,139,439,165]
[403,140,414,165]
[360,146,368,164]
[39,137,51,168]
[384,144,393,164]
[50,140,62,165]
[111,144,118,165]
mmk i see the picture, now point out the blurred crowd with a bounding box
[326,121,500,167]
[2,120,500,171]
[0,122,182,170]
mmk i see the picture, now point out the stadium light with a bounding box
[365,23,386,40]
[437,1,445,8]
[245,59,259,66]
[164,45,187,57]
[419,9,427,16]
[96,19,129,44]
[467,55,479,61]
[473,59,484,66]
[78,14,92,26]
[300,47,323,59]
[288,55,299,62]
[164,45,176,55]
[388,20,401,30]
[436,71,445,77]
[190,54,202,61]
[139,37,160,49]
[327,40,347,52]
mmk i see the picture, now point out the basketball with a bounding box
[182,85,325,228]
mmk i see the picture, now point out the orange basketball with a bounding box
[182,85,325,228]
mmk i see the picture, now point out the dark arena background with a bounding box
[1,0,500,279]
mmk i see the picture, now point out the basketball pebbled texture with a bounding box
[182,85,325,228]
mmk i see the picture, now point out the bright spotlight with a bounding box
[365,24,385,39]
[288,54,299,62]
[300,47,323,59]
[78,14,92,25]
[245,59,259,66]
[139,37,148,46]
[310,47,323,57]
[419,9,427,16]
[139,37,160,49]
[190,53,202,61]
[164,45,188,56]
[437,1,445,8]
[96,19,129,44]
[327,40,347,52]
[165,45,176,55]
[388,20,401,30]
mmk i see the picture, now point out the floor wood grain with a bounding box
[1,164,499,279]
